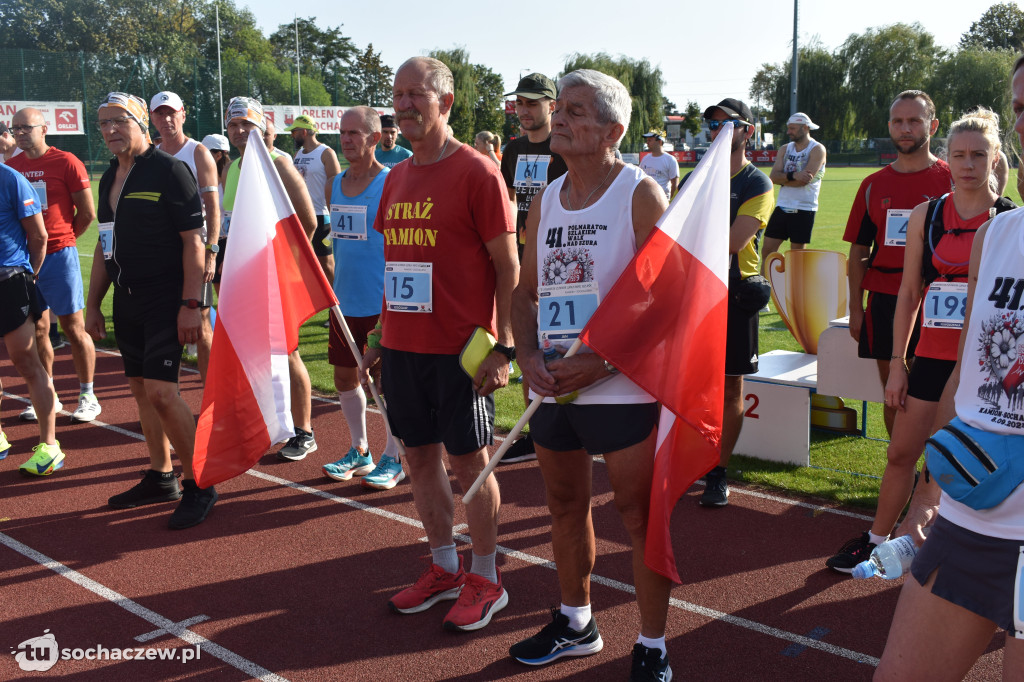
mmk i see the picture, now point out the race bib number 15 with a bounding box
[98,222,114,260]
[384,261,432,313]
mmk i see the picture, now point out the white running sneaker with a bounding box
[19,398,63,422]
[71,393,102,423]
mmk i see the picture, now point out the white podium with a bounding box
[734,350,817,466]
[817,317,884,403]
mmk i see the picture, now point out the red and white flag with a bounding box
[580,127,733,582]
[193,130,337,488]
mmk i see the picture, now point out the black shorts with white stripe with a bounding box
[381,348,495,455]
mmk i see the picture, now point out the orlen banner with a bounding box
[263,106,395,135]
[0,101,85,135]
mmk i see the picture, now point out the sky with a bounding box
[240,0,1006,110]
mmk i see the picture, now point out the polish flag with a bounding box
[579,127,733,582]
[193,130,337,488]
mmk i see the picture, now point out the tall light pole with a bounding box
[216,2,224,133]
[295,16,302,106]
[790,0,799,115]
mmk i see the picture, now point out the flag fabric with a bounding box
[193,130,337,488]
[579,127,733,583]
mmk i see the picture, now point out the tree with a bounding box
[929,47,1018,134]
[663,97,679,117]
[269,17,355,86]
[472,64,505,137]
[959,2,1024,52]
[749,62,783,121]
[680,101,702,138]
[561,53,665,152]
[840,23,941,138]
[758,43,851,145]
[347,43,394,107]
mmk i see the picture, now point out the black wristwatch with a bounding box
[180,298,201,309]
[493,343,516,361]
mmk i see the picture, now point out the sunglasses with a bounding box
[706,119,750,131]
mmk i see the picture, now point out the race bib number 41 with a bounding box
[884,208,912,246]
[923,281,968,329]
[385,261,432,312]
[330,204,367,241]
[537,281,600,345]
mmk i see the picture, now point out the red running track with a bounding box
[0,347,1006,680]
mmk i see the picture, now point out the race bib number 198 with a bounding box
[923,281,968,329]
[384,261,432,312]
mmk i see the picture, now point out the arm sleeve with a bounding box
[474,163,515,243]
[843,180,873,245]
[66,154,90,194]
[13,173,42,220]
[165,161,205,233]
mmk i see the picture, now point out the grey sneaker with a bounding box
[699,466,729,507]
[276,429,317,461]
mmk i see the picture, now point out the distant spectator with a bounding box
[475,131,501,167]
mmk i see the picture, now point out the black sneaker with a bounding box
[630,643,672,681]
[699,466,729,507]
[509,609,603,665]
[825,532,877,574]
[108,470,182,508]
[168,480,218,530]
[502,434,537,464]
[276,428,317,461]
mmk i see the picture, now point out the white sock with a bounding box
[430,544,459,574]
[382,436,400,459]
[560,603,592,631]
[868,531,888,546]
[337,387,368,451]
[80,382,94,395]
[470,551,497,583]
[637,634,666,657]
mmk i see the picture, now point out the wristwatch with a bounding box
[493,343,516,361]
[180,298,202,309]
[205,242,220,253]
[604,360,620,375]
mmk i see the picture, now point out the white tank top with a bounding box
[940,209,1024,539]
[294,143,329,215]
[777,139,824,211]
[533,164,654,405]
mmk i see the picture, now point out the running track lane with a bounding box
[0,348,1006,680]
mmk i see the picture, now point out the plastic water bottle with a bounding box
[851,535,921,580]
[542,339,578,404]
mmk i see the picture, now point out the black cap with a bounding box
[505,73,557,100]
[703,98,754,125]
[380,114,397,129]
[0,122,8,135]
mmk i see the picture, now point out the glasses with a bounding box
[706,119,750,131]
[10,124,42,134]
[96,117,133,130]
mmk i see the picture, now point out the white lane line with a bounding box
[0,533,288,682]
[1,386,878,666]
[135,615,211,642]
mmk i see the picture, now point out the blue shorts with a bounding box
[35,245,84,317]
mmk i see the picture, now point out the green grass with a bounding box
[78,165,1023,508]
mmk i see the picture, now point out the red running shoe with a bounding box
[389,558,466,614]
[443,569,508,631]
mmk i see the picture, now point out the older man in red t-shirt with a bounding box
[8,107,100,422]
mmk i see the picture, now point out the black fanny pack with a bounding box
[729,275,771,314]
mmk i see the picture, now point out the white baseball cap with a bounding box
[787,112,819,130]
[150,91,185,113]
[201,134,230,152]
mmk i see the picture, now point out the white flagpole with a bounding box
[330,305,405,459]
[462,337,583,503]
[216,3,224,133]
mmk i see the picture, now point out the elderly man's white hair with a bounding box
[557,69,632,146]
[397,57,454,100]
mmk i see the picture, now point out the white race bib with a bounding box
[221,210,231,239]
[330,204,368,241]
[98,222,114,260]
[884,208,912,247]
[384,261,432,313]
[30,181,48,211]
[537,281,600,347]
[923,281,968,329]
[514,155,551,189]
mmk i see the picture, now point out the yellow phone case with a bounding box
[460,327,496,379]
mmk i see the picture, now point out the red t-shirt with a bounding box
[373,144,514,354]
[7,146,90,254]
[915,197,989,361]
[842,160,952,295]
